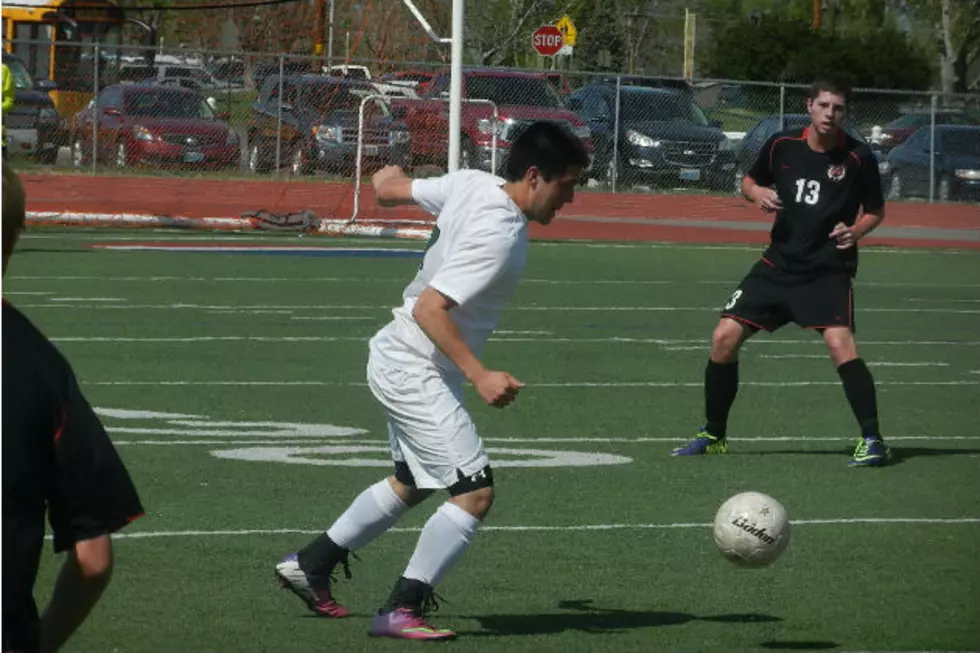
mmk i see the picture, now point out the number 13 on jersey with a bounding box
[795,178,820,205]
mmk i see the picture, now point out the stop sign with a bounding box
[532,25,564,56]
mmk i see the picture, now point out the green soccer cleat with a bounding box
[849,436,891,467]
[672,429,729,456]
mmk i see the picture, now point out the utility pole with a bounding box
[312,0,335,69]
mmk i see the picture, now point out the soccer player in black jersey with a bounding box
[672,79,890,467]
[3,161,145,653]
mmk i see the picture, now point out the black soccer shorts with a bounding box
[720,260,854,333]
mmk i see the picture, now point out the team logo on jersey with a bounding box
[827,164,847,182]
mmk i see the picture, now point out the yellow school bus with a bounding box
[2,0,155,119]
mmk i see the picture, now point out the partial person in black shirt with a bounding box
[671,79,890,467]
[2,160,145,653]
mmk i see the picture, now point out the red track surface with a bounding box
[21,173,980,249]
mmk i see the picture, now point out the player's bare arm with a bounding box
[412,287,524,408]
[830,208,885,250]
[741,174,782,213]
[372,165,416,208]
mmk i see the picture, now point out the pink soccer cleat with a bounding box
[368,608,457,640]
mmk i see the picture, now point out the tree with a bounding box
[571,0,629,72]
[905,0,980,92]
[704,15,933,89]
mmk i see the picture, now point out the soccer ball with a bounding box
[712,491,790,568]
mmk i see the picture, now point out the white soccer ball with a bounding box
[712,491,790,568]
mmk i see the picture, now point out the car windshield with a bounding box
[124,90,215,119]
[620,91,709,125]
[942,130,980,155]
[5,57,34,90]
[299,84,363,113]
[465,76,564,108]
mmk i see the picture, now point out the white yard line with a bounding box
[18,302,980,314]
[87,380,979,388]
[45,335,980,347]
[759,356,951,367]
[68,517,980,541]
[9,275,980,288]
[108,435,980,446]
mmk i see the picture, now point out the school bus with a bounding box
[2,0,155,120]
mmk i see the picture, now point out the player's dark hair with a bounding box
[809,79,851,106]
[503,120,590,183]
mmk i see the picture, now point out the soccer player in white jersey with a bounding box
[274,121,590,641]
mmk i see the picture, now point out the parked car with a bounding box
[876,110,979,153]
[566,84,733,190]
[2,52,62,163]
[734,114,883,194]
[390,68,593,174]
[246,74,411,175]
[118,62,234,91]
[882,125,980,202]
[70,84,239,169]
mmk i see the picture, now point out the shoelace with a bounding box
[419,588,447,617]
[325,550,360,584]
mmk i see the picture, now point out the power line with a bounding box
[3,0,305,11]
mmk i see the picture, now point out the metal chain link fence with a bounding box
[5,41,979,204]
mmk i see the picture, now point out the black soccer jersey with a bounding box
[747,126,884,276]
[2,300,144,653]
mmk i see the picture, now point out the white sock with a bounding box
[403,502,481,587]
[326,480,410,551]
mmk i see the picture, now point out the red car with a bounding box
[71,84,240,169]
[390,68,593,174]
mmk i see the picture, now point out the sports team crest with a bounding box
[827,164,847,181]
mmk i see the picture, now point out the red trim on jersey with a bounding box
[848,149,862,166]
[125,512,146,524]
[769,132,806,171]
[760,257,776,267]
[52,408,67,443]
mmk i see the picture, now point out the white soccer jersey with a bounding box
[369,169,528,377]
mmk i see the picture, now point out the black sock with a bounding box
[705,359,739,439]
[837,358,881,439]
[384,576,432,612]
[297,533,348,578]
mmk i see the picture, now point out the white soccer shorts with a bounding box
[366,354,490,490]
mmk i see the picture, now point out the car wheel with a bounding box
[938,176,952,202]
[887,172,902,200]
[115,141,128,168]
[36,148,58,165]
[71,138,85,168]
[458,138,474,170]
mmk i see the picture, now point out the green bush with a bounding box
[705,17,934,91]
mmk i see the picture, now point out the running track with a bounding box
[20,174,980,249]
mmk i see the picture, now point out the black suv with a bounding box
[567,84,734,190]
[246,74,410,176]
[3,53,62,163]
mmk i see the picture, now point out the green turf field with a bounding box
[6,230,980,653]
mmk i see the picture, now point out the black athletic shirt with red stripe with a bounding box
[747,126,884,277]
[2,300,144,653]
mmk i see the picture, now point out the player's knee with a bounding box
[387,470,433,507]
[450,486,495,520]
[448,466,495,520]
[711,321,745,361]
[823,329,857,365]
